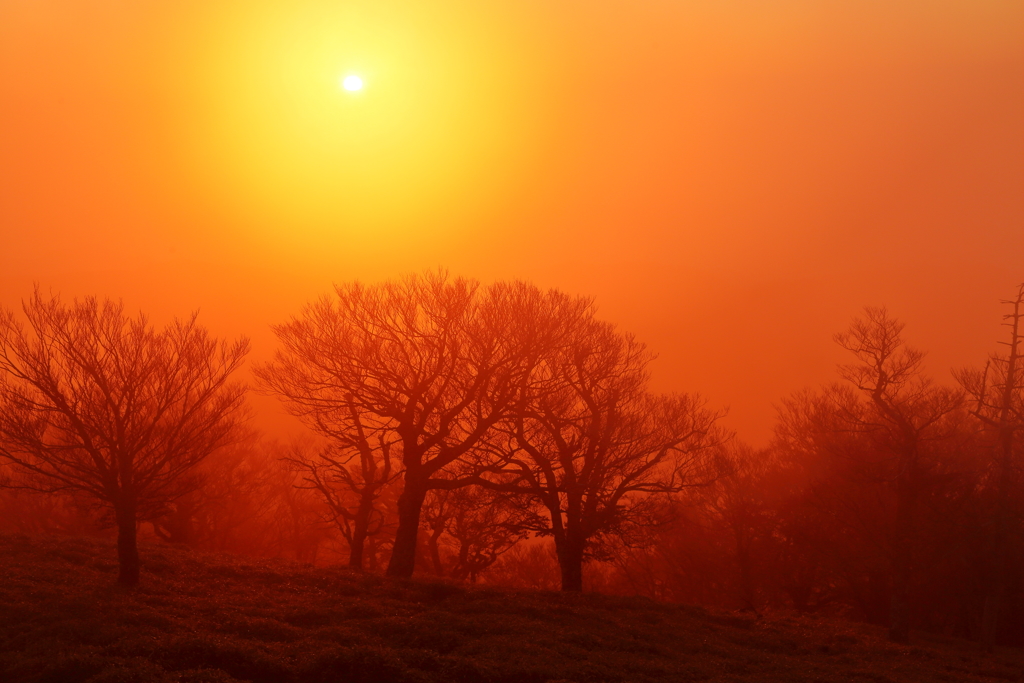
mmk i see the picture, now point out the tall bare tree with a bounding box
[0,292,248,585]
[956,283,1024,648]
[773,387,914,621]
[257,273,579,577]
[483,317,726,591]
[834,307,962,642]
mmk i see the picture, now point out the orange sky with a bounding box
[2,0,1022,444]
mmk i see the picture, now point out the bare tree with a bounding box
[282,438,399,570]
[148,429,256,546]
[0,292,248,585]
[773,387,910,621]
[236,440,339,564]
[834,307,962,642]
[956,283,1024,648]
[420,485,533,582]
[693,443,780,612]
[257,273,577,577]
[483,317,726,592]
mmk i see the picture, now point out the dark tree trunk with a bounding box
[555,528,585,592]
[981,425,1014,649]
[115,503,140,587]
[348,525,366,571]
[428,525,445,576]
[387,478,427,578]
[982,295,1020,650]
[348,492,376,571]
[155,499,196,545]
[546,493,586,592]
[365,533,379,572]
[888,479,913,644]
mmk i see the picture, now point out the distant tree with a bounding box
[258,449,338,564]
[832,308,963,642]
[0,479,102,537]
[282,438,399,570]
[483,542,562,591]
[150,429,263,547]
[692,443,781,612]
[602,489,742,607]
[772,388,905,620]
[0,292,248,586]
[256,319,402,570]
[147,433,336,564]
[257,273,578,578]
[483,317,726,592]
[420,485,533,582]
[229,439,339,564]
[956,283,1024,648]
[771,382,980,633]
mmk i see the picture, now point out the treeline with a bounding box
[0,275,1022,648]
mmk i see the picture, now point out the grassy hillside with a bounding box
[0,534,1020,683]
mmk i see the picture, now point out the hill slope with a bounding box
[0,533,1020,683]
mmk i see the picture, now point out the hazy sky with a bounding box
[2,0,1022,443]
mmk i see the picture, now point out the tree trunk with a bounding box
[348,523,366,571]
[557,539,584,592]
[982,295,1020,650]
[888,479,913,644]
[387,478,427,578]
[348,492,376,571]
[365,533,379,572]
[115,503,140,587]
[158,499,196,545]
[555,523,585,592]
[428,525,445,576]
[981,427,1013,650]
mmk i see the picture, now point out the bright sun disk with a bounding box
[342,74,363,91]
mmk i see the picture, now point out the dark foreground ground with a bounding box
[0,534,1021,683]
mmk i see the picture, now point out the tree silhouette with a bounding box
[773,387,909,621]
[0,292,248,585]
[282,438,399,570]
[693,443,780,612]
[483,316,726,591]
[257,273,577,578]
[147,433,334,563]
[956,283,1024,648]
[420,485,533,582]
[833,308,962,642]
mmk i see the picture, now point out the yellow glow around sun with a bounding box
[174,0,550,251]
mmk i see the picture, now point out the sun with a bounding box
[341,74,363,91]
